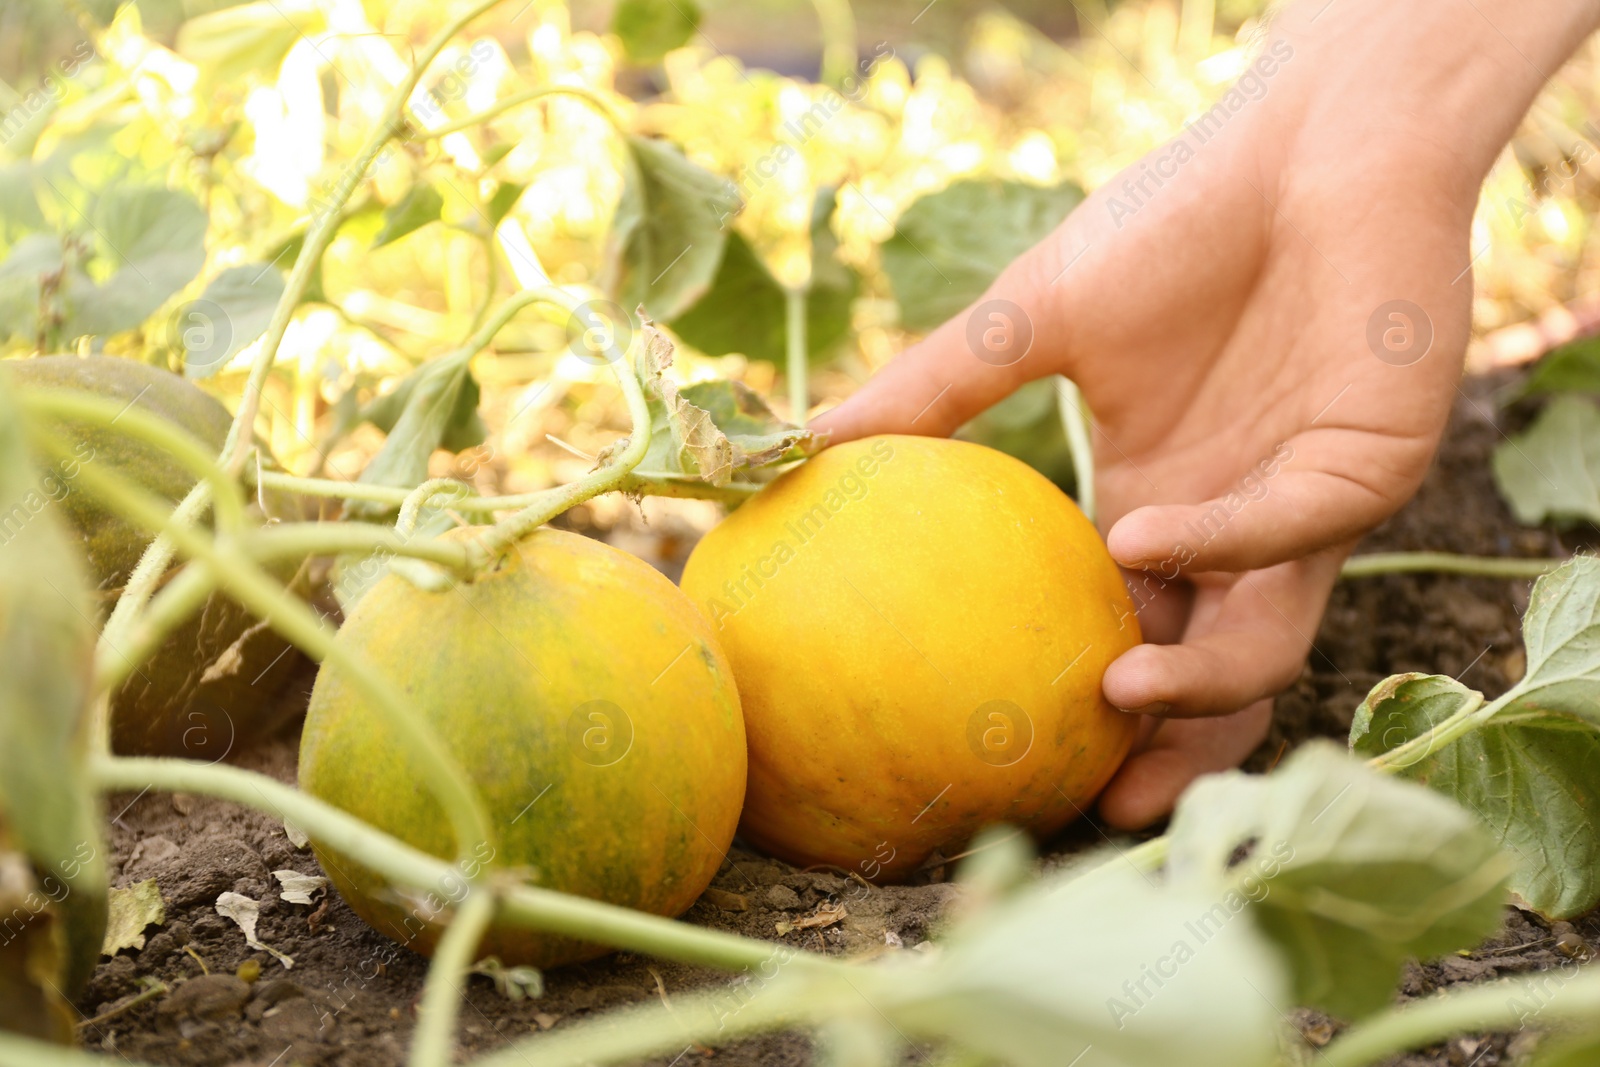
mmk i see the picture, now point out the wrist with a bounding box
[1261,1,1600,199]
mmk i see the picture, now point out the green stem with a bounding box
[97,0,511,732]
[240,522,480,570]
[17,389,248,536]
[1054,376,1095,525]
[472,293,654,557]
[1365,689,1497,773]
[618,472,764,504]
[786,286,809,427]
[477,970,843,1067]
[1339,553,1565,580]
[18,390,245,751]
[38,433,495,868]
[398,478,475,535]
[92,756,846,975]
[809,0,857,89]
[409,889,495,1067]
[418,84,626,139]
[0,1033,159,1067]
[1319,967,1600,1067]
[94,562,218,695]
[258,469,762,511]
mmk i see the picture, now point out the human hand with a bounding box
[813,0,1600,829]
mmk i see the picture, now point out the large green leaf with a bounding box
[176,0,325,84]
[1508,554,1600,720]
[1350,560,1600,918]
[606,136,739,321]
[181,264,286,378]
[888,864,1288,1067]
[0,372,108,1032]
[1165,742,1510,1020]
[881,179,1083,332]
[1492,395,1600,525]
[373,183,445,249]
[611,0,702,63]
[670,188,857,365]
[64,186,209,340]
[1518,336,1600,397]
[351,354,486,512]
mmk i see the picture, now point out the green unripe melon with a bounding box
[5,355,311,757]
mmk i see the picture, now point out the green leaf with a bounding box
[180,265,286,378]
[487,182,526,226]
[1519,337,1600,397]
[1507,555,1600,721]
[889,865,1288,1067]
[881,179,1083,332]
[373,183,445,249]
[62,186,209,340]
[0,163,45,243]
[1492,395,1600,525]
[352,355,486,510]
[176,0,325,84]
[1165,742,1511,1020]
[611,0,702,63]
[624,325,815,484]
[0,370,108,1010]
[1351,561,1600,918]
[606,136,739,321]
[670,189,857,365]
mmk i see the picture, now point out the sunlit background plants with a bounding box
[5,0,1600,550]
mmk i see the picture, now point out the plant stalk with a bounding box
[1055,376,1095,525]
[95,0,511,737]
[92,756,847,975]
[418,84,626,139]
[786,286,809,427]
[1340,553,1564,580]
[37,432,495,867]
[409,889,496,1067]
[1319,967,1600,1067]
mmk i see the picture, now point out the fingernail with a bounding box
[1114,702,1170,716]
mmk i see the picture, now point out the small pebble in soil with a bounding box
[765,885,802,910]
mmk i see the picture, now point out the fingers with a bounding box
[1102,553,1343,718]
[1105,431,1435,575]
[1097,701,1274,831]
[810,261,1063,443]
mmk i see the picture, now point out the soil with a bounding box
[75,373,1598,1067]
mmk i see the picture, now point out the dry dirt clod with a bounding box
[157,974,251,1022]
[764,885,802,911]
[700,887,749,911]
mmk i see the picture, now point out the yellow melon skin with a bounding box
[299,528,746,968]
[681,435,1140,882]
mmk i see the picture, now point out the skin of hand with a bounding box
[811,0,1600,829]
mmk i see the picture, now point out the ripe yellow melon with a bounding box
[680,435,1139,882]
[299,528,747,968]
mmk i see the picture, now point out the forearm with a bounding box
[1266,0,1600,197]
